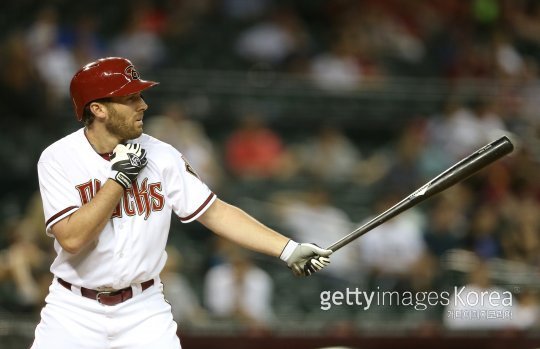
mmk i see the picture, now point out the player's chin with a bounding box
[126,126,143,140]
[134,127,143,138]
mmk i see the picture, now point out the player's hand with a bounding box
[280,240,332,277]
[109,143,148,189]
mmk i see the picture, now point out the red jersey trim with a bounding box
[46,206,79,227]
[99,152,112,161]
[179,193,216,222]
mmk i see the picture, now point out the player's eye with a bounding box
[130,94,144,102]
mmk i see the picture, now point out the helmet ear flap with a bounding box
[70,57,159,121]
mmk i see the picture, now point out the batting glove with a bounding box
[280,240,332,277]
[109,143,148,189]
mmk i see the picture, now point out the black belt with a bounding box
[58,278,154,306]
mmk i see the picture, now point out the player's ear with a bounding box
[88,101,109,120]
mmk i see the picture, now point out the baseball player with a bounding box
[31,57,332,349]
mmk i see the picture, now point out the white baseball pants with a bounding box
[31,278,182,349]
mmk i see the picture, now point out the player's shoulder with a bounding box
[133,133,166,148]
[134,133,180,155]
[133,133,184,163]
[39,128,85,162]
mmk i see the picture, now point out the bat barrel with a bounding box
[416,136,514,199]
[327,136,514,252]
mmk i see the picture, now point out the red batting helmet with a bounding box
[70,57,159,121]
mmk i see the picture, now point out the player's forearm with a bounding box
[51,180,124,254]
[198,199,289,257]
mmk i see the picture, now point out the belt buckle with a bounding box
[96,290,114,304]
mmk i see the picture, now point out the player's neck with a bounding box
[84,126,121,154]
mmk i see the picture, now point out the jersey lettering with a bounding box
[133,178,152,220]
[75,178,165,220]
[75,179,96,204]
[123,187,136,216]
[149,183,165,212]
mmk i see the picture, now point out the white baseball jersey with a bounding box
[38,127,216,290]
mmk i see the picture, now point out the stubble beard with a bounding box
[105,105,143,142]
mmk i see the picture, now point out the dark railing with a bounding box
[145,70,512,136]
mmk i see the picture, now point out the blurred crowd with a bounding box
[1,0,540,335]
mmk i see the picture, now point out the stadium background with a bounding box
[1,0,540,348]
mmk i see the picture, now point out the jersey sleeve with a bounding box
[163,149,216,223]
[38,156,81,236]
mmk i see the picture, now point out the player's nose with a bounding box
[137,96,148,112]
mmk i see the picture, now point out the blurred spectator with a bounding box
[145,102,223,188]
[271,185,357,283]
[420,188,471,292]
[33,43,77,102]
[161,245,208,326]
[0,31,49,123]
[470,97,508,141]
[59,14,106,67]
[203,243,274,328]
[444,260,518,331]
[426,97,508,164]
[26,6,78,101]
[110,1,167,69]
[0,192,52,314]
[423,190,468,259]
[0,218,49,313]
[235,7,309,66]
[222,0,271,21]
[356,190,428,291]
[292,124,363,184]
[340,2,426,65]
[518,58,540,120]
[507,0,540,54]
[377,118,430,190]
[503,146,540,201]
[310,34,364,92]
[493,31,525,78]
[464,203,503,260]
[500,196,540,266]
[224,112,296,180]
[512,288,540,330]
[426,99,470,165]
[25,6,59,56]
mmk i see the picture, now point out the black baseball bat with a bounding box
[327,136,514,252]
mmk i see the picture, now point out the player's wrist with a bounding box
[279,239,299,262]
[109,170,132,189]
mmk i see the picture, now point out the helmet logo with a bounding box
[124,65,140,80]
